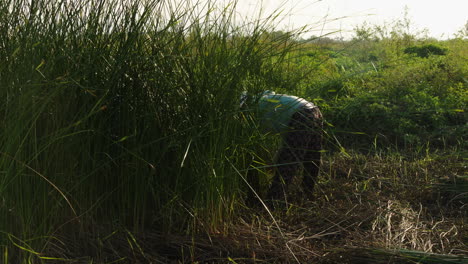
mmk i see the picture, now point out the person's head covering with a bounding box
[240,90,275,108]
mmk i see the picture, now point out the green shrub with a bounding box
[404,44,448,58]
[312,42,466,148]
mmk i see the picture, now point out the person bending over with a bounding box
[240,90,323,202]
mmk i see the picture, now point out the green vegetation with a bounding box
[404,44,448,58]
[0,0,466,263]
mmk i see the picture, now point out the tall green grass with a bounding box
[0,0,306,260]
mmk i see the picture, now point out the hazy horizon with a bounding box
[188,0,467,39]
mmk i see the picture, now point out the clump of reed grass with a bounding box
[0,0,307,260]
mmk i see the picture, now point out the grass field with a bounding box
[0,0,466,263]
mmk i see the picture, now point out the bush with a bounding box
[310,41,466,148]
[404,44,448,58]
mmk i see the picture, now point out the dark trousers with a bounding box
[267,106,323,200]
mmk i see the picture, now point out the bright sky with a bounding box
[230,0,468,39]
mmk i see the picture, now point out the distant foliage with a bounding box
[294,20,467,149]
[404,44,448,58]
